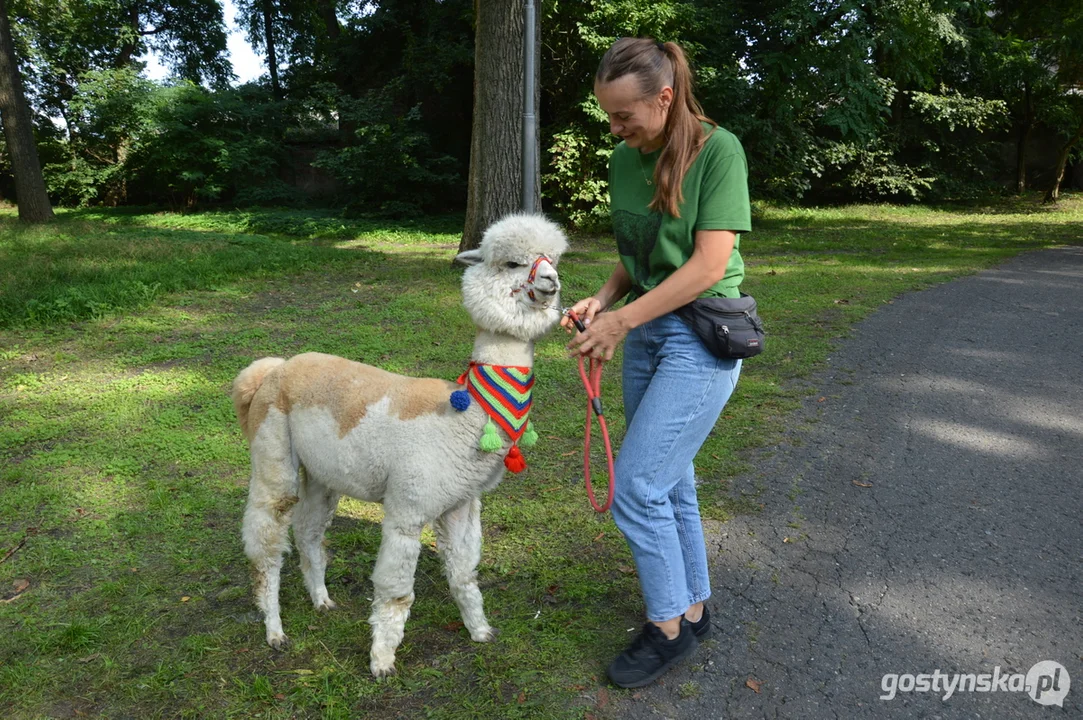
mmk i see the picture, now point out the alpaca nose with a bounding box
[534,265,559,296]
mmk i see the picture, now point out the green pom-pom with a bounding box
[479,420,503,452]
[520,420,539,448]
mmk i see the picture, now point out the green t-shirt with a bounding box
[608,123,751,299]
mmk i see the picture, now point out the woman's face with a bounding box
[594,74,672,153]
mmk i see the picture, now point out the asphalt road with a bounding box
[614,247,1083,719]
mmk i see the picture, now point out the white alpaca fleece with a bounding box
[458,214,568,341]
[233,213,568,677]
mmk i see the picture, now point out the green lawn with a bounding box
[1,196,1080,719]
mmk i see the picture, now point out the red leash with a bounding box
[566,310,616,513]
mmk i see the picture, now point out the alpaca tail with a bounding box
[231,358,286,441]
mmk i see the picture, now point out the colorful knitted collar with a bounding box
[452,361,538,473]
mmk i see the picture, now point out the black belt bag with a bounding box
[674,293,765,360]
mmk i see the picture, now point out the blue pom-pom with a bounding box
[450,390,471,411]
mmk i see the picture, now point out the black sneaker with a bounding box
[607,619,698,688]
[688,605,711,640]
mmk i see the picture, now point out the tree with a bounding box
[460,0,539,252]
[989,0,1083,202]
[0,0,52,221]
[12,0,230,126]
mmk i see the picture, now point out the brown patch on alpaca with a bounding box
[390,378,460,420]
[269,353,457,436]
[274,496,298,516]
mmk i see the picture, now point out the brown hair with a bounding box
[596,38,715,218]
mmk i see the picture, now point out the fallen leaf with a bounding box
[517,691,526,704]
[592,532,604,542]
[852,480,873,488]
[617,565,636,575]
[181,596,190,603]
[596,687,610,708]
[13,578,29,594]
[817,396,826,402]
[443,621,464,632]
[274,693,285,700]
[746,678,763,693]
[783,537,793,543]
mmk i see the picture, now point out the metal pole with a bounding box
[521,0,537,213]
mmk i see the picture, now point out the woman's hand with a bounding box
[560,297,603,333]
[566,309,632,361]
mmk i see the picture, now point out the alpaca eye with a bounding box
[505,261,522,269]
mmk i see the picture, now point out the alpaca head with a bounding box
[455,214,569,341]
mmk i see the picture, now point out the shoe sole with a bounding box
[608,636,699,689]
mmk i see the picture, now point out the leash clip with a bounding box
[563,307,588,334]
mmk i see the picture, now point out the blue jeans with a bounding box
[613,312,741,622]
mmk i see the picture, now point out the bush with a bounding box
[125,83,289,208]
[312,86,460,215]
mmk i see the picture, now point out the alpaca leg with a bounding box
[293,472,341,612]
[434,497,496,642]
[241,417,300,650]
[368,518,423,677]
[242,486,298,649]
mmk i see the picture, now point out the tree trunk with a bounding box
[1043,116,1083,204]
[314,0,354,143]
[460,0,540,252]
[1016,82,1031,194]
[0,0,53,222]
[316,0,340,43]
[262,0,281,99]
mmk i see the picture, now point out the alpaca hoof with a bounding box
[470,626,499,643]
[370,660,397,678]
[315,598,338,612]
[267,632,290,650]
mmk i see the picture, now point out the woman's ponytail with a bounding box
[654,42,714,217]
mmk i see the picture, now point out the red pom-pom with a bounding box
[504,445,527,473]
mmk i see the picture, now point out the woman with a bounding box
[562,37,751,689]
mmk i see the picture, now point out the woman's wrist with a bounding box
[611,305,640,331]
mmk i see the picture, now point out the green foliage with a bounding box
[10,0,1083,212]
[543,110,615,231]
[823,140,937,201]
[40,68,155,206]
[908,88,1008,133]
[125,83,288,208]
[312,86,461,215]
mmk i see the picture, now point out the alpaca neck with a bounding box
[472,330,534,368]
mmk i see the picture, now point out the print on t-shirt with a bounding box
[612,209,662,291]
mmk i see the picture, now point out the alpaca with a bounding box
[230,214,568,677]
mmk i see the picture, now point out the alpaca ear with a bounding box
[454,249,484,267]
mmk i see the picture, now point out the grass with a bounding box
[0,195,1080,719]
